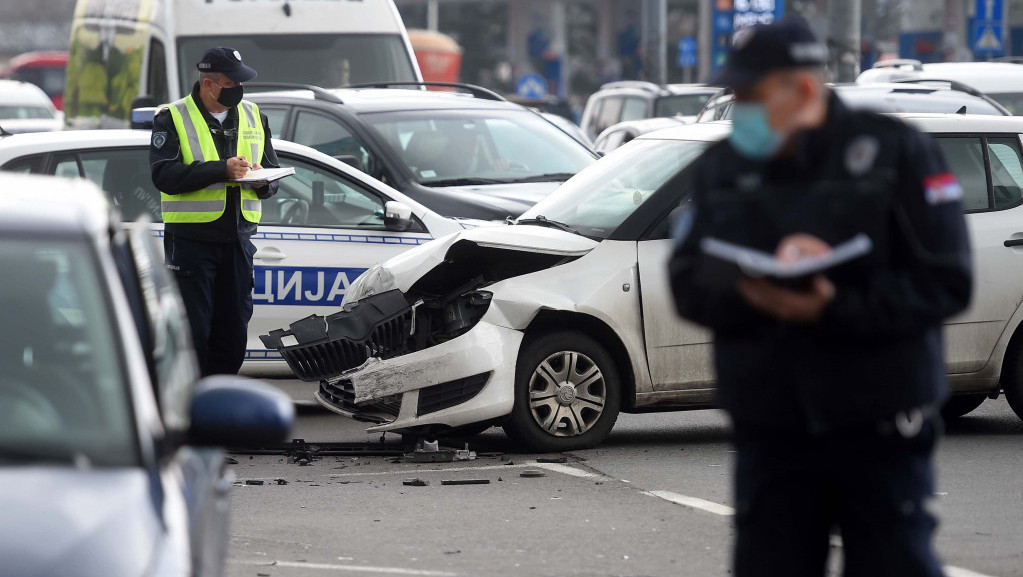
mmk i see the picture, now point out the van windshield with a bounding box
[177,34,417,96]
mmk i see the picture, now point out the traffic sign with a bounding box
[516,74,548,99]
[972,0,1006,56]
[678,36,698,68]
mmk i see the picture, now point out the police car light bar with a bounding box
[131,107,158,130]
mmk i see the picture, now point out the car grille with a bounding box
[284,313,412,381]
[319,378,401,420]
[417,372,491,416]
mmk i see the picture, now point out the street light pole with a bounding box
[643,0,667,85]
[828,0,862,82]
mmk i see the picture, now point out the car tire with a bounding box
[1002,342,1023,422]
[503,331,621,452]
[940,394,986,421]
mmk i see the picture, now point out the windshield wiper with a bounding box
[513,215,580,235]
[423,177,507,187]
[498,172,577,184]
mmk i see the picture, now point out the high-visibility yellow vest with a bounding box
[162,95,264,224]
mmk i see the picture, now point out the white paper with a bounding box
[229,166,295,183]
[700,233,873,279]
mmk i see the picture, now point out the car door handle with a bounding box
[1004,239,1023,248]
[253,247,287,260]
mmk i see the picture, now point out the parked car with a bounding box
[0,51,67,110]
[696,81,1010,123]
[0,129,473,375]
[0,173,292,577]
[858,60,1023,114]
[262,113,1023,450]
[0,79,62,134]
[593,116,687,154]
[246,83,598,220]
[580,81,718,141]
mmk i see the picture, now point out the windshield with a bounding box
[519,139,709,238]
[655,94,714,117]
[0,105,54,120]
[988,92,1023,115]
[0,240,136,467]
[177,34,417,96]
[362,109,596,186]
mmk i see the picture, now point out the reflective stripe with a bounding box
[242,199,262,212]
[162,199,225,213]
[241,102,257,130]
[250,143,259,166]
[174,102,206,163]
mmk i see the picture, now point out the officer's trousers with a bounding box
[731,417,944,577]
[165,235,255,376]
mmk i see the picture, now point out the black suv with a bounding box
[247,82,597,220]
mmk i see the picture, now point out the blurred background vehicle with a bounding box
[592,116,687,154]
[0,51,67,110]
[0,173,292,577]
[63,0,421,129]
[857,60,1023,114]
[579,81,718,141]
[0,79,62,134]
[0,127,474,376]
[408,29,462,84]
[696,81,1011,123]
[247,83,598,220]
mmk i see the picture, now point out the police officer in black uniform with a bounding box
[151,47,280,376]
[669,20,972,577]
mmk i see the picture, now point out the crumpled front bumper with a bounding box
[314,321,523,432]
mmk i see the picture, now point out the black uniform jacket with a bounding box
[150,82,280,243]
[669,93,973,434]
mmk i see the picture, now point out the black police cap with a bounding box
[196,46,257,83]
[710,18,828,89]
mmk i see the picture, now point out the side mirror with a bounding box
[384,200,413,232]
[188,375,293,448]
[336,154,365,173]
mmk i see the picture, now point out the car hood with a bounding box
[0,467,163,577]
[431,181,563,218]
[345,225,597,303]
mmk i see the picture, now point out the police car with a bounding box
[0,130,469,375]
[262,114,1023,451]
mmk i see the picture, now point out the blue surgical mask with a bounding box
[729,103,785,160]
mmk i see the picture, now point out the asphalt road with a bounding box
[226,380,1023,577]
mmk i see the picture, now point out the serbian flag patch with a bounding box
[923,173,964,205]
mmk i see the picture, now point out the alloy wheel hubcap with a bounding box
[528,351,606,437]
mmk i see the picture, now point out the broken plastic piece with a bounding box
[537,456,568,464]
[402,478,429,486]
[440,479,490,485]
[244,480,265,485]
[519,470,546,478]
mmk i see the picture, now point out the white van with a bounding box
[857,60,1023,114]
[65,0,422,129]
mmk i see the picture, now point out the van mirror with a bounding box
[384,201,413,231]
[336,154,365,173]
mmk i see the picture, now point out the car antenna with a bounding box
[0,123,11,136]
[956,105,968,115]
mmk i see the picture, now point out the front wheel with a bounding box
[503,331,621,452]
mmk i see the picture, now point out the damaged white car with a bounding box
[261,124,720,451]
[263,114,1023,450]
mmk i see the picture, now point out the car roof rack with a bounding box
[598,80,663,93]
[245,82,344,104]
[344,81,506,101]
[871,59,924,71]
[890,78,1012,115]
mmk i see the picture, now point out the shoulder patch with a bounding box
[152,131,167,149]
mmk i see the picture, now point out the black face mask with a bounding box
[213,82,244,108]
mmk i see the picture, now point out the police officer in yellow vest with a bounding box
[150,47,279,376]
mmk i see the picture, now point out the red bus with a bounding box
[1,52,68,111]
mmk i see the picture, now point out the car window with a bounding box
[147,38,169,105]
[54,149,162,222]
[1,154,47,173]
[621,98,648,122]
[0,105,54,120]
[654,94,714,117]
[269,153,388,229]
[988,137,1023,209]
[0,240,136,467]
[294,110,375,175]
[262,107,288,139]
[596,97,623,134]
[363,109,594,186]
[935,137,989,211]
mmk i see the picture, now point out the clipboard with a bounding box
[228,166,295,184]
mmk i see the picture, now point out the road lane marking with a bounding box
[533,462,602,479]
[642,490,735,516]
[231,559,457,576]
[944,566,998,577]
